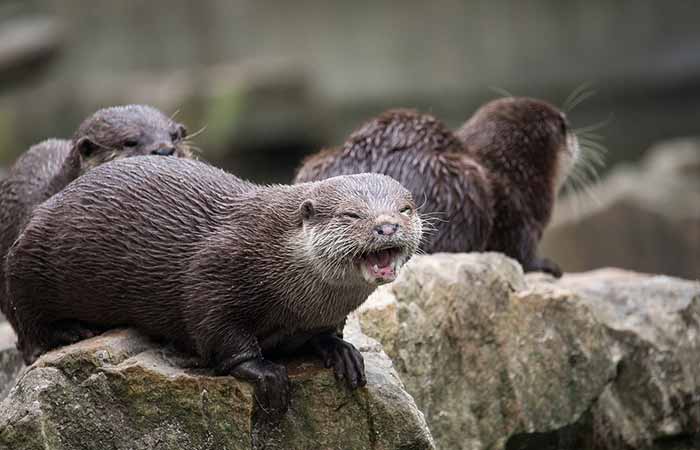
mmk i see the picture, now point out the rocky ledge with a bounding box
[0,323,434,450]
[1,252,698,450]
[357,253,700,450]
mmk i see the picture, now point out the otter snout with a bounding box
[151,146,176,156]
[374,220,399,236]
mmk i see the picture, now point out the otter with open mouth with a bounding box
[7,156,422,417]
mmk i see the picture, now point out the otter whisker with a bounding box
[566,89,597,114]
[488,86,514,98]
[572,114,614,135]
[182,144,203,155]
[416,193,431,213]
[186,125,208,141]
[562,82,595,113]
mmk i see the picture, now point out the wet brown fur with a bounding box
[296,109,494,252]
[6,157,421,376]
[0,105,191,330]
[295,97,572,276]
[456,97,570,275]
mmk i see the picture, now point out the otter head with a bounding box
[298,173,422,287]
[71,104,192,175]
[458,97,579,192]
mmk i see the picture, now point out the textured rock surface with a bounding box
[541,138,700,279]
[554,269,700,450]
[0,322,23,401]
[357,253,700,450]
[0,326,434,450]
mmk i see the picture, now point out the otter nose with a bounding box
[152,146,176,156]
[374,222,399,236]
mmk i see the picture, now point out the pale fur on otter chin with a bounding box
[301,215,422,287]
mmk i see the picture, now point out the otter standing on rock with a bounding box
[295,97,579,277]
[6,156,422,416]
[0,105,191,330]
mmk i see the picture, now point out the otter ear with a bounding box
[76,137,98,158]
[299,199,316,222]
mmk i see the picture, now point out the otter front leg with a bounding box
[309,332,367,389]
[513,226,563,278]
[224,358,290,417]
[203,327,290,418]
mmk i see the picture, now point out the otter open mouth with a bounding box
[358,247,405,284]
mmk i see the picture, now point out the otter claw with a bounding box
[230,358,290,419]
[311,334,367,389]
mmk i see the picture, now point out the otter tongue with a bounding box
[366,249,396,280]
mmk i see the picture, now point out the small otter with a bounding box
[295,98,579,277]
[456,97,579,276]
[0,105,191,332]
[7,156,421,416]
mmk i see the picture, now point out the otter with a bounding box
[294,97,579,277]
[0,105,191,331]
[6,156,422,416]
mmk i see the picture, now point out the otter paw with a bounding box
[231,358,290,419]
[312,334,367,389]
[529,257,563,278]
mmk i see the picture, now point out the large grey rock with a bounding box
[0,327,434,450]
[554,269,700,449]
[541,138,700,279]
[357,253,700,450]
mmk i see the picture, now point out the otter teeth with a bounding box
[360,248,403,284]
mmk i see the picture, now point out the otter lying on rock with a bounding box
[6,156,422,416]
[295,97,580,277]
[0,105,191,334]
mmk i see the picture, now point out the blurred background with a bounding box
[0,0,698,277]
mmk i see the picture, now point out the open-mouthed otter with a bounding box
[7,156,422,416]
[295,97,579,277]
[0,105,191,332]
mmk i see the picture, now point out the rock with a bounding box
[0,327,434,450]
[358,253,616,450]
[0,323,23,401]
[554,269,700,450]
[357,253,700,449]
[541,138,700,279]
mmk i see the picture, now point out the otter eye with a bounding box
[123,139,139,148]
[342,211,362,219]
[170,131,179,142]
[400,206,413,216]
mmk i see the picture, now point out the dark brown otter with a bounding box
[456,97,578,276]
[0,105,191,332]
[6,156,422,416]
[294,98,579,277]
